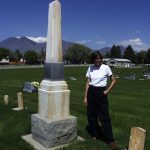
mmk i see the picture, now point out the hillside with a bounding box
[0,37,73,53]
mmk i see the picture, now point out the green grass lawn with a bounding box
[0,66,150,150]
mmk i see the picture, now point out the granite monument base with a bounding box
[31,114,77,149]
[22,135,84,150]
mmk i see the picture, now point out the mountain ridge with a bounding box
[0,36,74,54]
[0,36,128,55]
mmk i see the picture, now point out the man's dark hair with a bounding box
[90,51,103,63]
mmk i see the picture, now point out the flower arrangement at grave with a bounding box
[31,81,40,88]
[31,81,40,92]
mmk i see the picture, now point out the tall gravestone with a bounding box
[25,0,77,149]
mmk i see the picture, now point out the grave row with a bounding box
[4,92,24,111]
[3,92,146,149]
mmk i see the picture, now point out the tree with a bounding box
[64,44,92,64]
[105,51,110,58]
[0,47,12,61]
[146,49,150,64]
[14,49,22,61]
[116,46,121,58]
[110,45,121,58]
[38,48,46,61]
[24,50,38,64]
[124,45,135,63]
[136,50,147,64]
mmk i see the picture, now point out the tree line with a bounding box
[65,44,150,64]
[107,45,150,64]
[0,48,45,64]
[0,44,150,64]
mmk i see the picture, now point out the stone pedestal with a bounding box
[31,114,77,148]
[38,80,70,119]
[30,79,77,149]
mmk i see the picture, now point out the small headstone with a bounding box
[17,92,24,110]
[23,82,36,93]
[124,75,135,80]
[128,127,146,150]
[12,92,24,111]
[4,95,9,105]
[69,76,77,80]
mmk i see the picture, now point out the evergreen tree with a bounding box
[38,48,46,61]
[116,46,121,58]
[110,45,121,58]
[124,45,135,63]
[14,49,22,61]
[136,50,146,64]
[110,45,116,58]
[146,49,150,64]
[105,51,110,58]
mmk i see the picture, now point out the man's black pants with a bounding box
[86,85,114,144]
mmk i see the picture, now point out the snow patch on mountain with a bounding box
[26,36,47,43]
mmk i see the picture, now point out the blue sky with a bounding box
[0,0,150,51]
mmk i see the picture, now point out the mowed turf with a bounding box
[0,66,150,150]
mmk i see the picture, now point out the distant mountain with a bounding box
[0,37,129,56]
[0,36,74,53]
[98,47,111,55]
[97,45,126,56]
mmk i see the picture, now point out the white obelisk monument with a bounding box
[28,0,77,149]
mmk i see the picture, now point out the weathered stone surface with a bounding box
[38,80,70,119]
[128,127,146,150]
[40,80,68,91]
[22,135,84,150]
[31,114,77,148]
[17,92,24,110]
[46,0,62,63]
[4,95,9,105]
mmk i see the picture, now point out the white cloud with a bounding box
[118,38,143,46]
[26,36,47,43]
[75,39,92,44]
[117,38,149,51]
[96,41,106,44]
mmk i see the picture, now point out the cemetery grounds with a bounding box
[0,66,150,150]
